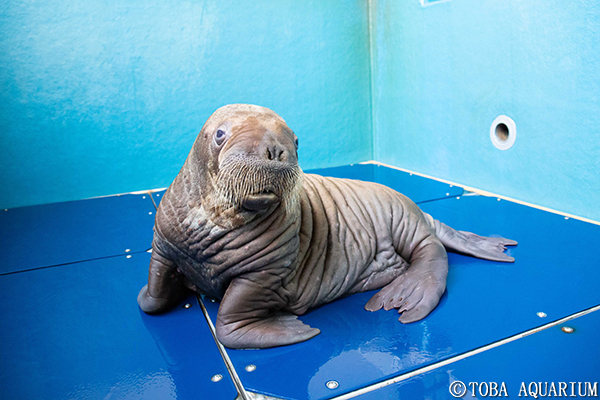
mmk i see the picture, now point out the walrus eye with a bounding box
[215,129,227,146]
[294,137,299,148]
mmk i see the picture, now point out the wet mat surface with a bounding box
[2,165,598,400]
[0,194,156,275]
[0,253,236,400]
[355,308,600,399]
[202,195,600,399]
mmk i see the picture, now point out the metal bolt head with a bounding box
[149,212,153,215]
[184,303,192,309]
[125,249,131,253]
[245,364,256,372]
[561,326,575,334]
[537,312,547,318]
[126,255,132,259]
[211,374,223,382]
[326,381,339,390]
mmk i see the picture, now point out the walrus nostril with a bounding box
[265,146,286,161]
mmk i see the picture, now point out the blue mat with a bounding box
[0,253,237,400]
[202,195,600,399]
[2,165,599,400]
[305,164,463,203]
[0,194,156,275]
[356,309,600,399]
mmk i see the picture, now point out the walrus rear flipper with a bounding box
[365,236,448,323]
[215,275,320,349]
[431,219,517,262]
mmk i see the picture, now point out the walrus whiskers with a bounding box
[214,155,301,214]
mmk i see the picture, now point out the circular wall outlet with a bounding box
[490,115,516,150]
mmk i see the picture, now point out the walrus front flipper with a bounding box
[215,276,320,349]
[138,251,187,314]
[365,238,448,324]
[432,219,517,262]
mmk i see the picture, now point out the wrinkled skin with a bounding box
[138,104,517,349]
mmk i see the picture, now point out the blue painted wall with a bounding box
[2,0,599,222]
[0,0,372,209]
[371,0,600,221]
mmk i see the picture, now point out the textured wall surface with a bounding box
[372,0,600,222]
[2,0,599,222]
[0,0,372,208]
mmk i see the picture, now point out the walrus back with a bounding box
[286,174,427,314]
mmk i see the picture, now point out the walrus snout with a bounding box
[226,132,294,164]
[214,154,300,215]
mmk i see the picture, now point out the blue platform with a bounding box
[355,309,600,399]
[0,253,237,400]
[1,164,599,400]
[0,194,156,275]
[305,164,463,204]
[201,196,600,399]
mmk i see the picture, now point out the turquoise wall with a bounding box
[2,0,599,222]
[371,0,600,222]
[0,0,372,209]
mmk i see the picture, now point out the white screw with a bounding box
[125,249,131,253]
[245,365,256,372]
[211,374,223,382]
[149,212,153,215]
[184,303,192,309]
[126,255,132,259]
[326,381,339,389]
[537,312,547,318]
[561,326,574,334]
[564,217,569,220]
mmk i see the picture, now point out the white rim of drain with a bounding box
[490,115,517,150]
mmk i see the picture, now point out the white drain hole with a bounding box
[490,115,516,150]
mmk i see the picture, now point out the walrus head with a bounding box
[184,104,302,228]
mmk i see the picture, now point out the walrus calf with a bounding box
[138,104,516,349]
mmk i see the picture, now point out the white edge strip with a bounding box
[197,296,251,400]
[330,303,600,400]
[361,161,600,226]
